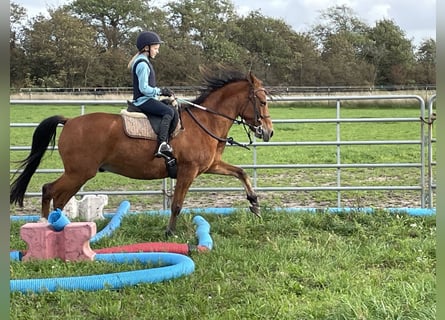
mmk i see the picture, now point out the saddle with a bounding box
[121,100,182,140]
[121,100,183,179]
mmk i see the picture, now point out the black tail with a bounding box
[10,115,68,207]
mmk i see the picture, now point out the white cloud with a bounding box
[362,4,392,24]
[269,0,290,8]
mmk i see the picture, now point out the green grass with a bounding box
[9,102,436,211]
[10,209,436,319]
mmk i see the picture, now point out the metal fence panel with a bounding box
[10,95,436,209]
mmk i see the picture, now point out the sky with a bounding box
[14,0,436,47]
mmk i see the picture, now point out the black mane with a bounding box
[193,67,247,105]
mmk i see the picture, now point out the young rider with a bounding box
[128,31,174,159]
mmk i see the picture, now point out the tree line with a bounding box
[10,0,436,89]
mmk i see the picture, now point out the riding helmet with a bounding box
[136,31,163,51]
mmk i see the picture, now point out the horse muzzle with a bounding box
[254,126,273,142]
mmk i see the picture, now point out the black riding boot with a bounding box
[155,114,173,159]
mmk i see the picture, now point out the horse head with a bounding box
[240,72,274,142]
[188,66,274,143]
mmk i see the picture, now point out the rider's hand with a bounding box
[160,87,174,97]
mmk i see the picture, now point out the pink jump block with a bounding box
[20,222,97,262]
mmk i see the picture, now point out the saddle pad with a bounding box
[120,109,182,140]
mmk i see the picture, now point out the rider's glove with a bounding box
[160,87,174,97]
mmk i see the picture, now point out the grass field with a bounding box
[9,101,436,319]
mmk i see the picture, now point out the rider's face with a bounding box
[149,44,160,59]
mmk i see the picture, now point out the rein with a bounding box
[176,98,254,149]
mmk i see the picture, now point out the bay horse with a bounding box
[10,68,274,235]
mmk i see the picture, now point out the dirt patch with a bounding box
[11,188,428,217]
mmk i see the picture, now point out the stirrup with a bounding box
[155,142,173,159]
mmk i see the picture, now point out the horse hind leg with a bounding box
[41,173,91,219]
[166,170,198,237]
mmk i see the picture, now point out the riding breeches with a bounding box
[137,99,175,119]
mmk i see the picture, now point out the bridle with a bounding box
[242,87,271,138]
[176,85,269,150]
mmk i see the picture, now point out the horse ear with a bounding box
[248,71,261,87]
[247,71,254,84]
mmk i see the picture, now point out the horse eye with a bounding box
[260,100,267,107]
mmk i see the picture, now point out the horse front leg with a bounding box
[206,161,261,218]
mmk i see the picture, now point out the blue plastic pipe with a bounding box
[48,208,71,231]
[11,206,436,223]
[90,200,131,244]
[10,251,22,261]
[90,203,214,247]
[10,252,195,293]
[276,207,436,216]
[193,215,213,250]
[110,206,436,217]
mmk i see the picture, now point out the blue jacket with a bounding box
[131,55,161,106]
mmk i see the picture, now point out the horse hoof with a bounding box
[249,206,261,218]
[165,229,177,238]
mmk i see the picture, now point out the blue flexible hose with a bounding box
[11,206,436,223]
[193,215,213,250]
[90,200,131,244]
[11,252,195,293]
